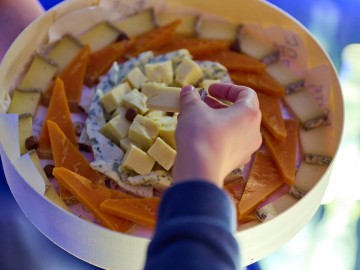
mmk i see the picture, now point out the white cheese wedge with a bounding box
[113,9,156,37]
[18,114,33,155]
[289,162,328,199]
[147,137,176,171]
[78,21,121,52]
[121,89,149,114]
[128,115,159,150]
[300,125,335,165]
[197,19,240,41]
[127,170,172,192]
[125,67,148,89]
[257,194,297,222]
[91,160,154,197]
[145,61,174,84]
[100,82,131,113]
[175,57,203,86]
[19,54,58,92]
[99,107,130,144]
[142,83,181,112]
[121,144,155,175]
[47,34,83,72]
[156,13,198,37]
[283,88,327,129]
[8,89,41,116]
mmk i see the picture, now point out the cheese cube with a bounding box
[128,115,159,150]
[8,89,41,116]
[100,82,131,113]
[121,89,149,114]
[78,21,121,52]
[148,137,176,171]
[126,67,147,89]
[257,194,297,222]
[121,144,155,175]
[199,79,220,92]
[100,107,130,144]
[19,54,58,92]
[158,116,177,149]
[197,19,240,41]
[18,114,33,155]
[175,58,203,86]
[145,61,174,84]
[113,9,156,37]
[157,13,198,37]
[142,83,181,112]
[284,88,327,126]
[47,34,83,72]
[145,110,166,121]
[119,137,132,152]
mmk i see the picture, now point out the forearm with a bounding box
[0,0,44,59]
[145,181,240,270]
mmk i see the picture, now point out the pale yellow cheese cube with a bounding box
[100,82,131,113]
[199,79,221,92]
[145,61,174,84]
[128,115,159,150]
[119,137,132,152]
[8,89,41,116]
[121,89,149,114]
[158,116,177,149]
[18,114,33,155]
[121,144,155,175]
[19,54,58,92]
[145,110,166,121]
[142,83,181,112]
[175,57,203,86]
[100,107,130,144]
[126,67,147,89]
[148,137,176,171]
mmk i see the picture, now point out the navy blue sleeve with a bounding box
[144,180,240,270]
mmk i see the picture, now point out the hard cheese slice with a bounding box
[58,45,90,110]
[47,120,103,185]
[263,119,299,186]
[223,179,246,204]
[195,49,265,73]
[37,78,77,159]
[129,20,181,56]
[237,148,284,218]
[100,197,160,229]
[230,71,286,97]
[257,92,287,141]
[52,167,135,233]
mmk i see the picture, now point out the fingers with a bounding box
[179,85,202,110]
[209,83,259,111]
[204,95,229,109]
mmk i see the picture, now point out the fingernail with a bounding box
[182,85,195,94]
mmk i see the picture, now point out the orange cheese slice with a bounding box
[195,49,265,73]
[224,179,246,204]
[85,38,135,86]
[257,92,287,140]
[263,119,299,186]
[101,197,161,229]
[47,120,103,185]
[52,167,135,233]
[129,20,181,56]
[237,148,284,218]
[230,71,286,97]
[155,37,231,58]
[37,78,77,159]
[58,45,90,110]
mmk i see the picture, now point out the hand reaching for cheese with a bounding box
[172,83,262,188]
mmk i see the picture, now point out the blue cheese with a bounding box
[127,170,172,192]
[90,160,154,197]
[86,89,106,140]
[91,131,124,163]
[197,61,232,83]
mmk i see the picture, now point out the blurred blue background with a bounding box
[1,0,360,269]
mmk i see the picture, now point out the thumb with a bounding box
[179,85,201,109]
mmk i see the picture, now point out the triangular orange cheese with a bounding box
[47,120,103,185]
[224,179,246,204]
[155,37,231,58]
[230,71,286,97]
[37,78,77,159]
[237,148,284,218]
[263,119,299,186]
[53,167,135,233]
[129,20,181,56]
[195,49,265,73]
[101,197,160,229]
[58,45,90,110]
[85,38,135,86]
[257,91,287,140]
